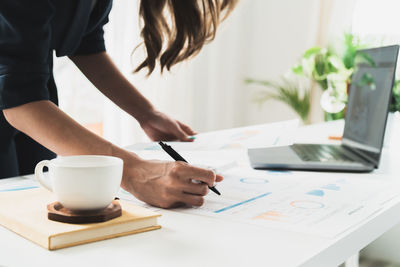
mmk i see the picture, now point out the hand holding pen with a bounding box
[159,141,221,195]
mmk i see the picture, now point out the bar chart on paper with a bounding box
[181,168,399,238]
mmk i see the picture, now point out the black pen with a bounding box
[158,141,221,196]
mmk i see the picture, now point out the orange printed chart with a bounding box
[254,211,286,222]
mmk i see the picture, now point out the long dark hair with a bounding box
[134,0,238,74]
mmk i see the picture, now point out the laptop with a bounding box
[248,45,399,172]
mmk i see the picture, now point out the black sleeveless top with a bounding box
[0,0,113,178]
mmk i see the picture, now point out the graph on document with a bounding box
[182,169,398,238]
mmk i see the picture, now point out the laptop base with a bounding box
[248,145,375,173]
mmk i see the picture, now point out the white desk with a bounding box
[1,120,399,267]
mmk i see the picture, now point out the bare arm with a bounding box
[2,100,219,208]
[69,52,196,141]
[69,52,154,123]
[3,100,115,156]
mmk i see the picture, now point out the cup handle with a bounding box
[34,160,52,192]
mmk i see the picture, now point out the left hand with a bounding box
[139,110,197,142]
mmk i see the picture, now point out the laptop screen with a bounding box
[342,45,399,163]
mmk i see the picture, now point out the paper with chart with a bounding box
[126,119,299,151]
[2,168,398,238]
[116,150,246,210]
[0,176,39,192]
[178,168,399,238]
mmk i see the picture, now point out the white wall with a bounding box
[237,0,321,126]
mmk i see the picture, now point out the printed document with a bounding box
[177,168,398,238]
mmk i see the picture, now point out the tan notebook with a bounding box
[0,188,161,250]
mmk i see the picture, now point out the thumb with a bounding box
[172,124,191,141]
[216,174,224,182]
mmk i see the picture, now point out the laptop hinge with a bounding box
[342,145,378,167]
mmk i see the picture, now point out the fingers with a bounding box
[179,192,205,207]
[177,121,197,136]
[163,178,208,207]
[181,182,209,196]
[160,162,223,208]
[171,162,216,187]
[172,123,191,142]
[216,174,224,182]
[172,121,197,142]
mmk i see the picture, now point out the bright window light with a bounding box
[353,0,400,36]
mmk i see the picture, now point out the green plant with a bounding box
[246,33,400,123]
[342,33,368,69]
[390,80,400,112]
[292,46,342,91]
[245,78,310,123]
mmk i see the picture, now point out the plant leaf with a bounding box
[245,77,311,123]
[303,47,322,59]
[292,65,303,75]
[244,78,276,87]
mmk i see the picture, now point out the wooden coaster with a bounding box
[47,200,122,224]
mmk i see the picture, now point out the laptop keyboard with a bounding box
[292,144,356,163]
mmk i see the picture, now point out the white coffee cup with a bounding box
[35,155,123,211]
